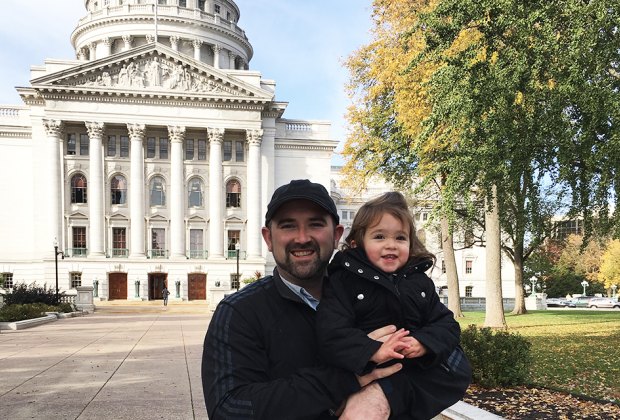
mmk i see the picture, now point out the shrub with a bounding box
[242,271,263,285]
[0,303,54,322]
[461,324,532,388]
[4,282,58,305]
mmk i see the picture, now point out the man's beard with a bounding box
[276,243,330,283]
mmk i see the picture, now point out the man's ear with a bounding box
[261,226,273,252]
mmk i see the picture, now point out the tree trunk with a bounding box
[441,216,463,318]
[511,249,527,314]
[483,185,507,328]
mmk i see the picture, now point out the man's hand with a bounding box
[357,362,402,387]
[339,383,390,420]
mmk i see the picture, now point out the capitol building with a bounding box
[0,0,517,307]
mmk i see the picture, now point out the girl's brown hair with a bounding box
[343,192,435,264]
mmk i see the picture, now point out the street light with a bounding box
[53,238,65,304]
[580,280,589,296]
[530,276,537,297]
[235,242,240,291]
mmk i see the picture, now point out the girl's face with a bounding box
[357,212,410,273]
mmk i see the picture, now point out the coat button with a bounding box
[345,262,350,267]
[357,294,364,300]
[374,276,379,280]
[358,269,364,274]
[421,292,426,298]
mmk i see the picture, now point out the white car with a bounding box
[587,297,620,309]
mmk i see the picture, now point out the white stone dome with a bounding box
[72,0,252,69]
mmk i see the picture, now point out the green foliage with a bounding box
[458,311,620,402]
[461,325,531,388]
[4,282,58,305]
[0,303,56,322]
[242,271,263,285]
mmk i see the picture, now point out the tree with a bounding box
[599,240,620,291]
[344,0,620,320]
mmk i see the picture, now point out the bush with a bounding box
[461,324,532,388]
[0,303,55,322]
[4,282,58,305]
[242,271,263,285]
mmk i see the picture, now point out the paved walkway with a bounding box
[0,302,212,420]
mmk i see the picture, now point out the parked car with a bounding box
[569,296,595,308]
[587,297,620,309]
[546,298,574,307]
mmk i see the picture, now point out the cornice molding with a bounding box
[0,131,32,139]
[275,144,336,152]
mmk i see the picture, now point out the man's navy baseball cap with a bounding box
[265,179,340,225]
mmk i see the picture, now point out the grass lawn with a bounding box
[457,310,620,403]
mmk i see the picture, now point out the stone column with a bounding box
[77,48,87,61]
[128,123,146,258]
[170,36,180,51]
[102,37,111,58]
[169,125,186,259]
[192,39,203,61]
[88,42,97,60]
[246,129,263,259]
[122,35,133,52]
[43,119,64,254]
[208,127,224,259]
[228,52,236,70]
[86,122,106,257]
[212,44,221,69]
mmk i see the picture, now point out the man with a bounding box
[202,180,404,419]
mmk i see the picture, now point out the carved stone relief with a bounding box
[69,56,239,95]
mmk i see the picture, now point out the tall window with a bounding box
[71,174,88,204]
[223,140,232,161]
[147,137,156,158]
[186,139,194,160]
[107,135,116,156]
[179,0,186,7]
[198,139,207,160]
[226,179,241,207]
[227,230,240,255]
[67,133,76,155]
[465,260,473,274]
[465,286,473,297]
[112,227,127,257]
[73,227,87,256]
[189,229,204,259]
[159,138,168,159]
[1,272,13,289]
[214,3,220,14]
[188,178,203,207]
[111,175,127,205]
[151,228,166,258]
[120,135,129,157]
[198,0,205,11]
[71,272,82,288]
[235,141,244,162]
[150,176,166,206]
[80,134,89,156]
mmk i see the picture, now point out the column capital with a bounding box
[127,123,146,139]
[85,121,105,139]
[246,129,263,146]
[168,125,186,143]
[146,34,155,43]
[122,35,133,49]
[211,44,222,54]
[208,127,224,144]
[102,37,111,47]
[193,39,203,49]
[43,119,64,137]
[170,36,180,49]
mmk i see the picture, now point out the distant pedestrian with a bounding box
[162,286,170,306]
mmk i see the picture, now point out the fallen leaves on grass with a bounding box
[464,385,620,419]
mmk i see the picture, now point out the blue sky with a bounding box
[0,0,374,162]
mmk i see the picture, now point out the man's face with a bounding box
[262,200,344,287]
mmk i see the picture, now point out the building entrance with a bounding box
[108,273,127,300]
[149,273,167,300]
[188,273,206,300]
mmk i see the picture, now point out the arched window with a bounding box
[188,178,204,208]
[71,174,88,203]
[226,179,241,208]
[150,176,166,207]
[111,175,127,205]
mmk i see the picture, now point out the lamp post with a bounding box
[235,242,240,291]
[530,276,537,297]
[53,238,64,304]
[580,280,589,296]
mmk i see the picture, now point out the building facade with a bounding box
[0,0,336,306]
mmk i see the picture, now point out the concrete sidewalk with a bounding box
[0,305,212,420]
